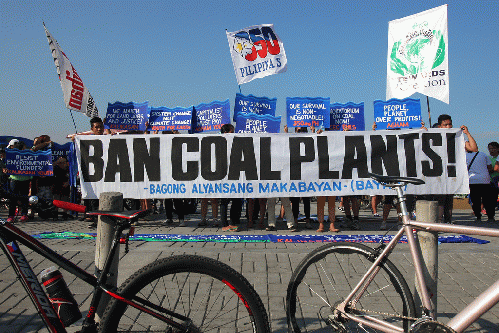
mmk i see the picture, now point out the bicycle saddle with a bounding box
[367,173,425,186]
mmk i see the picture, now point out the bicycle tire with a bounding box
[286,242,416,332]
[99,254,271,333]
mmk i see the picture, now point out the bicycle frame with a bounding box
[0,218,188,333]
[337,186,499,333]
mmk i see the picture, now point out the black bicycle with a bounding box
[0,201,270,332]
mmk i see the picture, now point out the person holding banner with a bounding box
[199,198,219,227]
[266,197,297,232]
[6,140,32,223]
[219,124,242,232]
[285,126,313,230]
[435,114,478,223]
[311,126,339,233]
[82,117,105,228]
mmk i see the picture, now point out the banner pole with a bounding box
[68,109,78,134]
[426,96,432,128]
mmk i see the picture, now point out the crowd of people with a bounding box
[2,114,498,232]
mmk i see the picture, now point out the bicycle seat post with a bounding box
[394,186,410,222]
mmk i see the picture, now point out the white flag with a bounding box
[44,24,99,117]
[226,24,287,85]
[386,5,449,104]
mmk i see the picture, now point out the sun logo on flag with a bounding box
[233,35,254,59]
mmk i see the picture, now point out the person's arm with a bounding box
[461,125,478,152]
[31,141,52,151]
[495,161,499,173]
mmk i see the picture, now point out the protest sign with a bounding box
[147,106,192,132]
[235,114,281,133]
[76,128,468,199]
[374,98,422,130]
[190,100,231,133]
[286,97,330,128]
[386,5,449,104]
[226,24,287,84]
[6,148,53,176]
[104,102,149,131]
[233,93,277,122]
[330,102,365,131]
[51,142,73,160]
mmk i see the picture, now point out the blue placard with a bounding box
[373,98,422,130]
[147,106,192,132]
[190,100,231,133]
[6,148,53,176]
[329,102,365,131]
[233,93,277,122]
[104,101,150,131]
[235,113,281,133]
[286,97,330,128]
[51,142,73,160]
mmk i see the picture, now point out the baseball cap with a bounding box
[8,139,19,147]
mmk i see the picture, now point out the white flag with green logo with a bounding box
[386,5,449,104]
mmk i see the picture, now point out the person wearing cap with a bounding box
[8,139,20,148]
[6,141,32,223]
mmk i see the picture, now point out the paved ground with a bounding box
[1,201,498,332]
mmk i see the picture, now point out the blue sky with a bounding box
[1,0,498,150]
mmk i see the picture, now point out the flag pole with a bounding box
[68,109,79,134]
[426,96,432,127]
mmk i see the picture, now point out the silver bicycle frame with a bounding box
[338,185,499,333]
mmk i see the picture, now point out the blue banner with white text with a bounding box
[104,101,150,131]
[329,102,365,131]
[6,148,53,176]
[286,97,330,128]
[373,98,422,130]
[147,106,192,132]
[233,93,277,122]
[190,100,231,133]
[235,113,281,133]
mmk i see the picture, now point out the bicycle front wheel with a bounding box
[286,242,415,332]
[99,254,270,332]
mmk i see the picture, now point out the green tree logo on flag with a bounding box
[389,23,446,76]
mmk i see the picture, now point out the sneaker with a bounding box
[338,207,345,212]
[6,216,14,223]
[487,218,495,223]
[475,217,482,223]
[373,213,380,217]
[380,221,388,230]
[288,226,299,232]
[266,226,276,231]
[163,218,173,226]
[178,219,187,227]
[19,215,28,222]
[198,219,208,227]
[88,222,97,229]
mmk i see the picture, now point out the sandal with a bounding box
[316,223,326,232]
[222,225,239,232]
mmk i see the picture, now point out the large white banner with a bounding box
[76,129,468,199]
[386,5,449,104]
[44,24,99,117]
[226,24,287,85]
